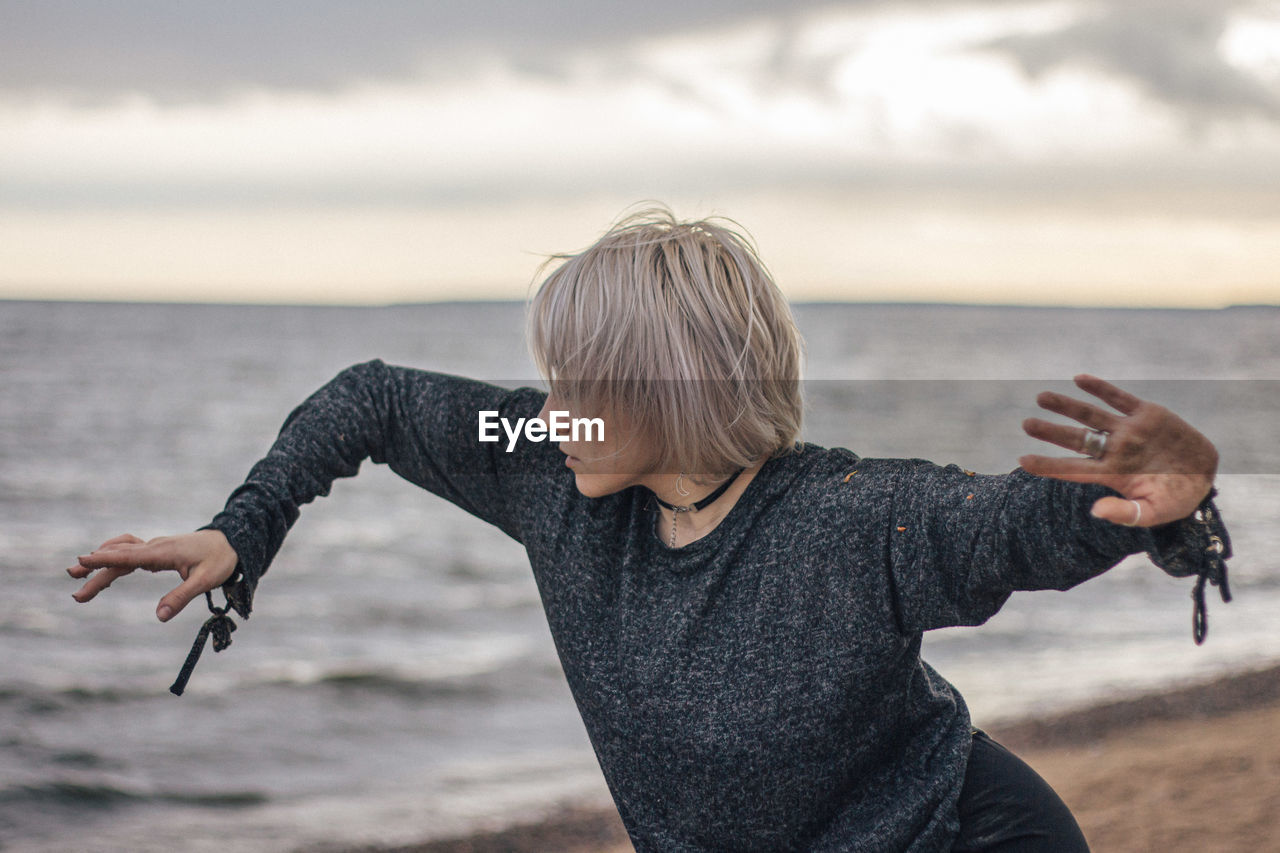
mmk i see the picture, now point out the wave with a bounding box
[0,781,267,810]
[194,634,547,697]
[305,668,503,700]
[0,658,532,712]
[0,683,157,713]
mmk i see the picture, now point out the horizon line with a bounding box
[2,296,1276,312]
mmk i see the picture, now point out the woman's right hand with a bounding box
[67,530,239,622]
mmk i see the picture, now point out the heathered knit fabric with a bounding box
[206,361,1172,852]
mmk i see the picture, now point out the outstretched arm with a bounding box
[64,360,551,691]
[887,375,1229,637]
[68,360,538,614]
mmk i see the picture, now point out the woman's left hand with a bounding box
[1019,374,1218,527]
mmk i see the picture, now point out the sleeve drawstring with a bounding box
[1144,487,1232,646]
[169,592,237,696]
[169,568,254,696]
[1190,494,1232,646]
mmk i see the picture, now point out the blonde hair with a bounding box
[526,206,804,477]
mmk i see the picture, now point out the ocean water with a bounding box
[1,300,1277,852]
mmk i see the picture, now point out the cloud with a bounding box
[0,1,1155,99]
[979,0,1280,123]
[0,0,817,101]
[6,0,1277,132]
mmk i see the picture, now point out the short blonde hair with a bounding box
[526,206,804,477]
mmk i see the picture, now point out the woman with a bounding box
[67,208,1229,851]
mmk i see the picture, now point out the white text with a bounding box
[477,410,605,452]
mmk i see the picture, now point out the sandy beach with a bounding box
[332,661,1280,853]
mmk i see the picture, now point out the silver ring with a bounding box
[1121,499,1142,527]
[1080,429,1108,459]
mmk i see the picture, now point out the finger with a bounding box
[95,533,144,550]
[79,540,180,573]
[1023,418,1101,455]
[77,548,144,571]
[70,534,146,577]
[67,562,94,578]
[1035,391,1121,432]
[1018,454,1109,484]
[1090,495,1148,527]
[157,574,209,622]
[1074,374,1142,416]
[71,566,133,602]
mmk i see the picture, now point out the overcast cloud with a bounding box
[1,0,1276,127]
[2,0,1277,304]
[0,0,827,99]
[983,1,1280,123]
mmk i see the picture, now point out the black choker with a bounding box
[651,469,745,513]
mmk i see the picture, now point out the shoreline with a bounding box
[982,658,1280,752]
[317,661,1280,853]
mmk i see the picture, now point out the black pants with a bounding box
[951,730,1090,853]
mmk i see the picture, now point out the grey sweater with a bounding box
[205,360,1204,852]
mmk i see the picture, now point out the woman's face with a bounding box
[537,394,656,498]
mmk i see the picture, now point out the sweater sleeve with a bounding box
[884,460,1160,633]
[202,359,549,616]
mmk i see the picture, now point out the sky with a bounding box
[2,0,1279,306]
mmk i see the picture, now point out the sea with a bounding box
[1,300,1277,852]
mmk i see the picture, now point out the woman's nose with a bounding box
[537,393,561,423]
